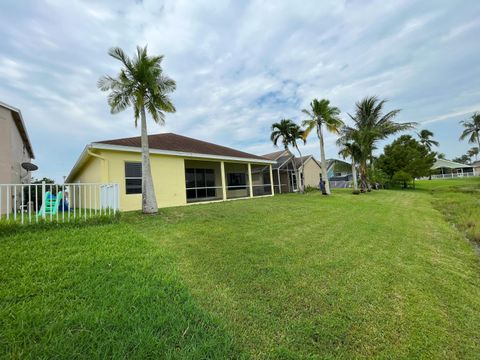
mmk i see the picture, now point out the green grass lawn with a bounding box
[1,178,480,359]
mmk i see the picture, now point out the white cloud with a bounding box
[0,0,479,181]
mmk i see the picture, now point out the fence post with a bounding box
[41,181,46,220]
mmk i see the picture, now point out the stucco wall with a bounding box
[301,158,321,188]
[0,106,32,214]
[10,114,31,184]
[0,106,12,185]
[98,150,186,211]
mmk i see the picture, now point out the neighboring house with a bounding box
[325,159,353,188]
[260,150,322,192]
[66,133,276,211]
[326,159,351,179]
[430,158,475,178]
[0,101,35,213]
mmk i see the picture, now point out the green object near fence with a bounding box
[38,191,63,216]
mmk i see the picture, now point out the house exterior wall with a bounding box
[0,106,32,214]
[70,150,187,212]
[0,106,12,185]
[301,158,321,188]
[72,156,103,184]
[69,149,273,212]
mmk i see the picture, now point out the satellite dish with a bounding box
[22,162,38,172]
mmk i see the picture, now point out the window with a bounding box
[228,173,246,190]
[185,168,216,200]
[125,162,142,194]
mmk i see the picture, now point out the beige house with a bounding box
[261,150,321,192]
[0,101,35,213]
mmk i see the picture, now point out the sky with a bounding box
[1,0,479,182]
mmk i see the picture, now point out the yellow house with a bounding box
[66,133,276,211]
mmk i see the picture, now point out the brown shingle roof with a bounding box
[262,150,289,160]
[95,133,268,161]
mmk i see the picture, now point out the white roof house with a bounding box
[431,158,475,178]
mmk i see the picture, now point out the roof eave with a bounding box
[91,143,276,164]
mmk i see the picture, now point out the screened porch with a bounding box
[184,160,274,204]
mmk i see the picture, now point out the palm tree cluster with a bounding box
[270,99,344,194]
[458,112,480,164]
[270,96,417,194]
[337,96,416,192]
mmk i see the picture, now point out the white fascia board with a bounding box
[90,143,276,164]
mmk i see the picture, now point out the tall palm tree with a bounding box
[343,96,415,192]
[302,99,343,195]
[98,46,176,214]
[417,129,439,151]
[460,112,480,149]
[467,147,479,162]
[337,140,360,193]
[270,119,301,192]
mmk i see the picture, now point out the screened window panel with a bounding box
[196,170,206,187]
[125,162,142,178]
[205,169,215,187]
[126,179,142,194]
[186,168,195,188]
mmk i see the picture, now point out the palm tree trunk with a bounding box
[359,160,368,192]
[351,157,358,192]
[317,126,331,195]
[295,145,305,193]
[140,106,158,214]
[289,157,299,192]
[477,132,480,152]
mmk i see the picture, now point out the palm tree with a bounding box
[289,124,307,193]
[337,140,360,193]
[417,129,439,151]
[270,119,301,192]
[343,96,415,192]
[460,112,480,149]
[98,46,176,214]
[302,99,343,195]
[467,147,479,162]
[437,153,446,159]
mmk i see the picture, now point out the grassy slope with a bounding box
[1,179,480,359]
[416,178,480,243]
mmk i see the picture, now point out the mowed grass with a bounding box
[1,178,480,359]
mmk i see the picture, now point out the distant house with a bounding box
[430,158,475,178]
[0,101,35,213]
[325,159,353,188]
[66,133,276,211]
[261,150,321,192]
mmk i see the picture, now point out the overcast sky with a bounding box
[1,0,479,181]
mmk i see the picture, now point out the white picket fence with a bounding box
[0,182,120,225]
